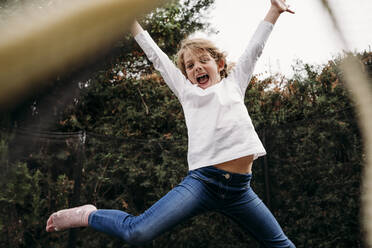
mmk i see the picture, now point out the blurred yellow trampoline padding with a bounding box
[341,57,372,247]
[319,0,372,245]
[0,0,165,107]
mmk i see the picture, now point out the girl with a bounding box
[46,0,296,247]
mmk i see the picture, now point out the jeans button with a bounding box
[224,173,230,179]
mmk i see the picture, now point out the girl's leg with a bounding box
[87,175,211,245]
[222,187,295,248]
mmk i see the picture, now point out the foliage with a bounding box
[0,0,370,246]
[244,57,366,247]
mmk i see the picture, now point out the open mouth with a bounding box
[196,74,209,85]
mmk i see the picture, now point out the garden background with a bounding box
[0,0,371,247]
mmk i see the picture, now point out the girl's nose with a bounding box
[194,62,202,71]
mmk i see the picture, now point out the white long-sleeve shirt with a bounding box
[135,21,273,171]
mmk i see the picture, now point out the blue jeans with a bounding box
[89,166,295,247]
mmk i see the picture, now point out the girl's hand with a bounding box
[271,0,295,14]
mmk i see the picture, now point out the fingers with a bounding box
[286,6,295,14]
[273,0,295,14]
[280,1,295,14]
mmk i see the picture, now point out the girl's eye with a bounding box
[186,64,193,69]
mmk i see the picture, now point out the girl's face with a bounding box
[183,49,224,89]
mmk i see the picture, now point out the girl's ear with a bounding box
[217,59,225,72]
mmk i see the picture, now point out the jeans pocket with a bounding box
[189,173,212,184]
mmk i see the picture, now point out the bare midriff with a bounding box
[213,155,254,174]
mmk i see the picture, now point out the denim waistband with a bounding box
[189,166,252,187]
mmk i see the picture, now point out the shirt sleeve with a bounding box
[230,21,274,94]
[134,31,189,101]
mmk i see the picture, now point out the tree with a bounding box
[0,0,369,246]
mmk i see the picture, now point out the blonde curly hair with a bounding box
[176,37,232,79]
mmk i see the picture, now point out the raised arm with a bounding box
[264,0,295,24]
[130,19,189,100]
[231,0,295,94]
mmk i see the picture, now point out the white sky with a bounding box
[194,0,372,77]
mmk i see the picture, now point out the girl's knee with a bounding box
[263,238,296,248]
[122,225,155,245]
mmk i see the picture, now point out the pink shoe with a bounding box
[46,204,97,232]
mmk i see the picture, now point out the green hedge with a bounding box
[1,53,369,247]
